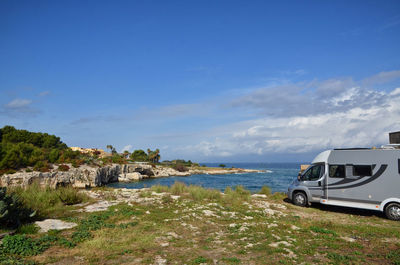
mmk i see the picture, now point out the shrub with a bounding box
[58,164,70,172]
[258,185,271,195]
[173,163,188,172]
[170,181,187,195]
[71,160,80,168]
[48,149,60,163]
[33,160,50,172]
[0,187,35,228]
[57,187,86,205]
[111,154,125,164]
[219,164,226,168]
[0,126,68,172]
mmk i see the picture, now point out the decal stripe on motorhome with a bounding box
[328,177,362,186]
[327,165,387,190]
[320,196,381,205]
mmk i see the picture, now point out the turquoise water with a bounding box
[107,163,300,193]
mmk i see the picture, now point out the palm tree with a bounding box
[106,145,113,153]
[106,145,116,154]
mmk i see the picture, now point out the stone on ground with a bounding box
[35,219,77,233]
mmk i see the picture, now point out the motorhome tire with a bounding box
[293,192,307,207]
[385,203,400,221]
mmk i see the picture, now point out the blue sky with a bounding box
[1,0,400,162]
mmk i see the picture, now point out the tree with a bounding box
[147,148,160,163]
[130,149,148,162]
[219,164,226,168]
[106,145,116,154]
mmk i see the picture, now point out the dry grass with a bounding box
[6,184,399,265]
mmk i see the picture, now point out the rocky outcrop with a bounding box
[0,163,262,188]
[0,164,145,188]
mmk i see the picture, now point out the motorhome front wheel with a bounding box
[293,192,307,207]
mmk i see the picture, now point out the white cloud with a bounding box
[362,70,400,86]
[176,79,400,158]
[121,144,133,152]
[5,98,32,109]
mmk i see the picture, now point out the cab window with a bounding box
[302,164,324,181]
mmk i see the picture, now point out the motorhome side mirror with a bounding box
[297,174,301,181]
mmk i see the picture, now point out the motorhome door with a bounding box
[300,164,325,200]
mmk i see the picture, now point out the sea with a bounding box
[107,162,301,193]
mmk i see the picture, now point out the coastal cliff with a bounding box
[0,163,261,188]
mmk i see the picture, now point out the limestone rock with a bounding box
[119,172,143,182]
[35,219,77,233]
[0,163,263,188]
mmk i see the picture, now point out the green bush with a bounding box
[0,187,35,228]
[48,149,60,163]
[172,163,188,172]
[258,185,271,195]
[11,183,89,218]
[0,126,68,172]
[57,187,86,205]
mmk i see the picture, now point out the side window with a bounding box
[353,165,372,177]
[329,165,345,178]
[302,164,324,181]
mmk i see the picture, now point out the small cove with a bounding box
[107,162,301,193]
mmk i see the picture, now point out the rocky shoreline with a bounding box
[0,163,262,188]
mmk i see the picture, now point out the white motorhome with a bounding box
[287,148,400,220]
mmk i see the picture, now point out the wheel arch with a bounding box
[380,198,400,212]
[292,188,310,201]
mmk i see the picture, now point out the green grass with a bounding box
[16,223,39,234]
[10,183,90,218]
[258,186,271,195]
[151,181,222,201]
[2,183,400,265]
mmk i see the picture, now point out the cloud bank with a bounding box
[174,72,400,160]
